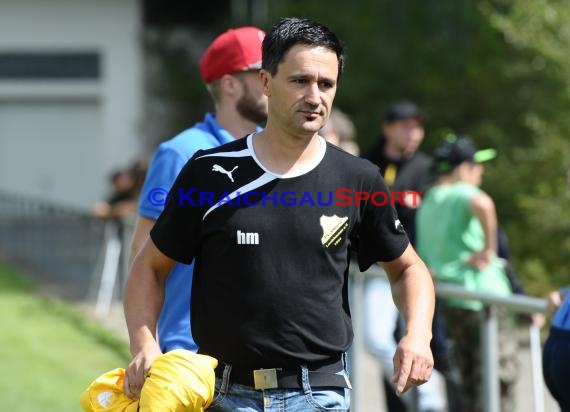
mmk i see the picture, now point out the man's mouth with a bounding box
[299,110,321,119]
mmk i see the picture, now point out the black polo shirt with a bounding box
[151,135,409,369]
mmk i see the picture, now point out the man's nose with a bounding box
[304,83,320,106]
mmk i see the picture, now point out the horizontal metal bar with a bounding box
[351,264,549,314]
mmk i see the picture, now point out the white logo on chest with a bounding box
[237,230,259,245]
[212,164,238,182]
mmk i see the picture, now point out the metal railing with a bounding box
[349,264,549,412]
[0,191,133,303]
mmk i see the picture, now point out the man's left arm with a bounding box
[381,243,435,396]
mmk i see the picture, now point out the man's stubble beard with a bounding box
[236,81,267,125]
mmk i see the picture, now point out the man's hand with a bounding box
[547,290,564,315]
[391,333,434,396]
[123,342,162,399]
[467,248,494,270]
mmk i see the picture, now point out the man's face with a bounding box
[383,117,425,156]
[261,44,338,137]
[235,70,268,124]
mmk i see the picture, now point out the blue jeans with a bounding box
[206,362,351,411]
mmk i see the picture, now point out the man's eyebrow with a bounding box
[288,73,337,85]
[288,73,311,79]
[319,76,337,85]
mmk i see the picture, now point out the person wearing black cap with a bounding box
[362,101,431,242]
[362,102,447,412]
[416,134,519,412]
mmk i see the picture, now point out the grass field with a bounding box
[0,261,130,412]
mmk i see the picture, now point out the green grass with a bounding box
[0,261,130,412]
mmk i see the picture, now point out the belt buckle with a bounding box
[253,368,280,390]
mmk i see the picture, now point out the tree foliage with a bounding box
[478,0,570,294]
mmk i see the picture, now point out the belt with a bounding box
[214,358,350,390]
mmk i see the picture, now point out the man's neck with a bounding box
[215,106,258,139]
[383,141,407,161]
[437,173,461,185]
[252,123,323,176]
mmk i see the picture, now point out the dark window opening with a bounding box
[0,52,100,80]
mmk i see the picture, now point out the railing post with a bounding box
[480,305,500,412]
[529,323,545,412]
[95,222,122,318]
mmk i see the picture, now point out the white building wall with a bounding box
[0,0,142,209]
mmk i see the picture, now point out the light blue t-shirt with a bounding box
[138,113,239,352]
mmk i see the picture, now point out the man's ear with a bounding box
[260,69,271,97]
[219,74,240,97]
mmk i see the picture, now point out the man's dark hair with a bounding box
[262,17,345,79]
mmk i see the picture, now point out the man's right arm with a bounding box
[123,237,175,399]
[130,145,188,267]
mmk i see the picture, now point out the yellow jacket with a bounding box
[80,350,218,412]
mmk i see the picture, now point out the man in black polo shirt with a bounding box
[123,18,435,411]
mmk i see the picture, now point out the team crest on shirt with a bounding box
[320,215,349,248]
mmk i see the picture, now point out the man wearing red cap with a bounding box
[126,26,268,375]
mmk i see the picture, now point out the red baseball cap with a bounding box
[199,27,265,83]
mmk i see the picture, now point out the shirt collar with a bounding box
[204,113,234,145]
[204,112,264,145]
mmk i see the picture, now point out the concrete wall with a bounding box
[0,0,142,209]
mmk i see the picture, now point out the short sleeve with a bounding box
[138,146,189,219]
[354,172,410,271]
[457,183,481,207]
[150,153,205,264]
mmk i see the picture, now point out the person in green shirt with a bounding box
[416,134,518,412]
